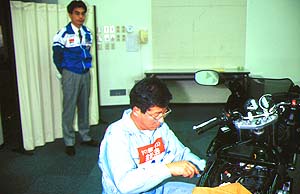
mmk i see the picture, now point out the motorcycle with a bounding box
[193,70,300,194]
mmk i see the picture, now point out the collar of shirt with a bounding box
[70,23,82,35]
[123,109,158,138]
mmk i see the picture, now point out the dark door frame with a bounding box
[0,0,32,154]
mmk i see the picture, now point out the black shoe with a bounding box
[65,146,75,156]
[81,139,99,147]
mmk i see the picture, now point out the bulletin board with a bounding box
[152,0,247,70]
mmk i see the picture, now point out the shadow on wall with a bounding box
[165,80,189,103]
[165,80,230,103]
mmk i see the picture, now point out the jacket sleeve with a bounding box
[52,31,65,74]
[164,127,207,171]
[98,125,172,194]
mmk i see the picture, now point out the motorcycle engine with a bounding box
[218,162,276,194]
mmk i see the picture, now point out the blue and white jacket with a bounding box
[98,109,206,194]
[52,22,92,74]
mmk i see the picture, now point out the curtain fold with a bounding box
[10,1,99,150]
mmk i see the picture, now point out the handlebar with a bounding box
[193,117,220,134]
[193,112,235,134]
[193,97,300,135]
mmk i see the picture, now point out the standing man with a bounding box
[98,77,206,193]
[52,0,98,156]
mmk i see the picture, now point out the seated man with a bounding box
[98,77,206,193]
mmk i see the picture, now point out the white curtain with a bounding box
[10,1,99,150]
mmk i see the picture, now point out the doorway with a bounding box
[0,0,23,151]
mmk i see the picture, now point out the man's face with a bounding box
[132,106,171,130]
[69,7,86,28]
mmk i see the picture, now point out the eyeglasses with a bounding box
[145,107,172,122]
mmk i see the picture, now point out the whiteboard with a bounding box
[152,0,247,70]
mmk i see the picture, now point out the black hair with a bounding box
[129,77,172,113]
[67,0,87,14]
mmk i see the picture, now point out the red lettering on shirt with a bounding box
[69,38,74,43]
[137,137,165,164]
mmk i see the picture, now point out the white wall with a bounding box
[152,0,247,70]
[245,0,300,85]
[57,0,300,105]
[58,0,152,105]
[93,0,152,106]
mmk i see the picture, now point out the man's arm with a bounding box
[166,160,200,178]
[99,126,172,193]
[163,127,206,173]
[52,45,63,74]
[52,30,65,74]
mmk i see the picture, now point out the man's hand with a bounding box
[166,161,199,178]
[55,68,62,81]
[56,72,62,80]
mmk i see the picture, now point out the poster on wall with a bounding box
[126,34,139,52]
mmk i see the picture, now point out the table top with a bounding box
[144,68,250,80]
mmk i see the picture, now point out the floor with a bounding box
[0,104,299,194]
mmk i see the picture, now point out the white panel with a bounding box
[245,0,300,84]
[152,0,247,70]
